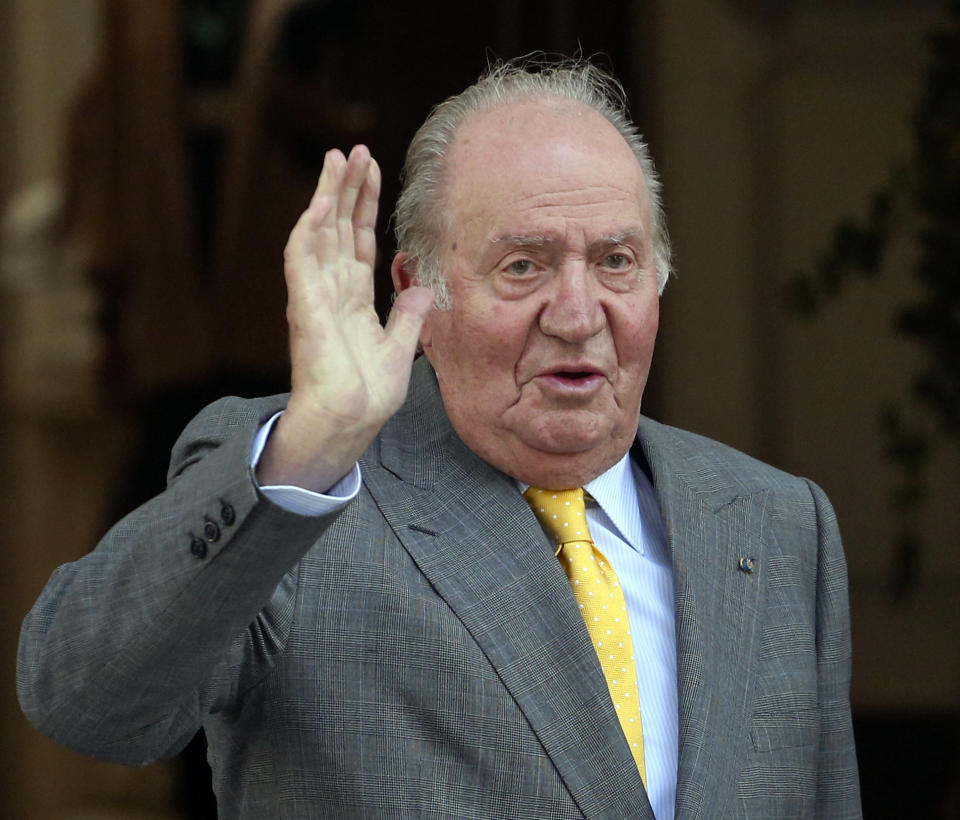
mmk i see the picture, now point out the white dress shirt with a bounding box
[581,455,678,820]
[252,415,678,820]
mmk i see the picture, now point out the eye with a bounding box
[603,252,631,270]
[506,258,535,276]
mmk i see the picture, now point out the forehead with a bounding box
[441,98,649,244]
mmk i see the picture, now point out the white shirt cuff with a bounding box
[250,412,361,516]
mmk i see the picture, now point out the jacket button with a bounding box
[738,556,756,574]
[203,520,221,543]
[190,537,207,559]
[220,503,236,526]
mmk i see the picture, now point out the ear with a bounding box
[391,251,418,293]
[391,252,435,351]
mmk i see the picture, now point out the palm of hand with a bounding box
[259,145,434,491]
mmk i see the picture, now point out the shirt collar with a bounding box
[584,452,645,555]
[517,452,646,556]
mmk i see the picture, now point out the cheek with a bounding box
[615,298,660,366]
[458,303,529,362]
[427,305,521,389]
[638,309,660,357]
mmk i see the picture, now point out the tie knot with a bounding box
[523,487,592,546]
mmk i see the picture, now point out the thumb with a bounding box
[384,286,435,355]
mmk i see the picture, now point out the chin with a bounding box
[523,432,606,456]
[520,413,619,455]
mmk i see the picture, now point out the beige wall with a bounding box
[0,0,101,201]
[648,0,958,712]
[1,4,180,818]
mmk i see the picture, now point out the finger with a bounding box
[291,149,345,249]
[336,145,370,217]
[284,192,334,283]
[335,146,371,250]
[313,148,346,205]
[309,148,356,269]
[354,158,381,269]
[285,150,346,275]
[384,286,435,359]
[353,156,380,233]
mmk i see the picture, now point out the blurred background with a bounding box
[1,0,958,817]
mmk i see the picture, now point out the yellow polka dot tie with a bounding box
[523,486,646,785]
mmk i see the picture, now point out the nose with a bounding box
[538,264,605,342]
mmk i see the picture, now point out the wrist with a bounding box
[255,405,374,493]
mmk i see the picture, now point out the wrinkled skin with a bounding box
[395,98,660,489]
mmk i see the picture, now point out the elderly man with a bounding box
[18,60,861,819]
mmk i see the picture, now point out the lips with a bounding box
[537,361,607,381]
[533,365,608,397]
[553,370,595,380]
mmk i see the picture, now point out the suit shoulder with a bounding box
[167,393,290,481]
[637,417,839,543]
[636,416,818,500]
[175,393,290,443]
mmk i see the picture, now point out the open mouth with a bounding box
[537,370,605,394]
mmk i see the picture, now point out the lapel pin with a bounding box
[738,557,756,574]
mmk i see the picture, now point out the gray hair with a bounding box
[393,56,672,308]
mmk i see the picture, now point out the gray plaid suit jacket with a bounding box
[18,358,861,818]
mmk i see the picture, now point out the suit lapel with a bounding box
[634,420,766,819]
[362,359,654,819]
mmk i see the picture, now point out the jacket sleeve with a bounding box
[807,479,863,818]
[16,395,335,765]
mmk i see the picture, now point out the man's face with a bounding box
[414,98,660,489]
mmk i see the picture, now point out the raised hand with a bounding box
[256,145,435,492]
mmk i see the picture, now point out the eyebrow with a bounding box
[489,234,554,250]
[591,229,647,251]
[489,229,647,252]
